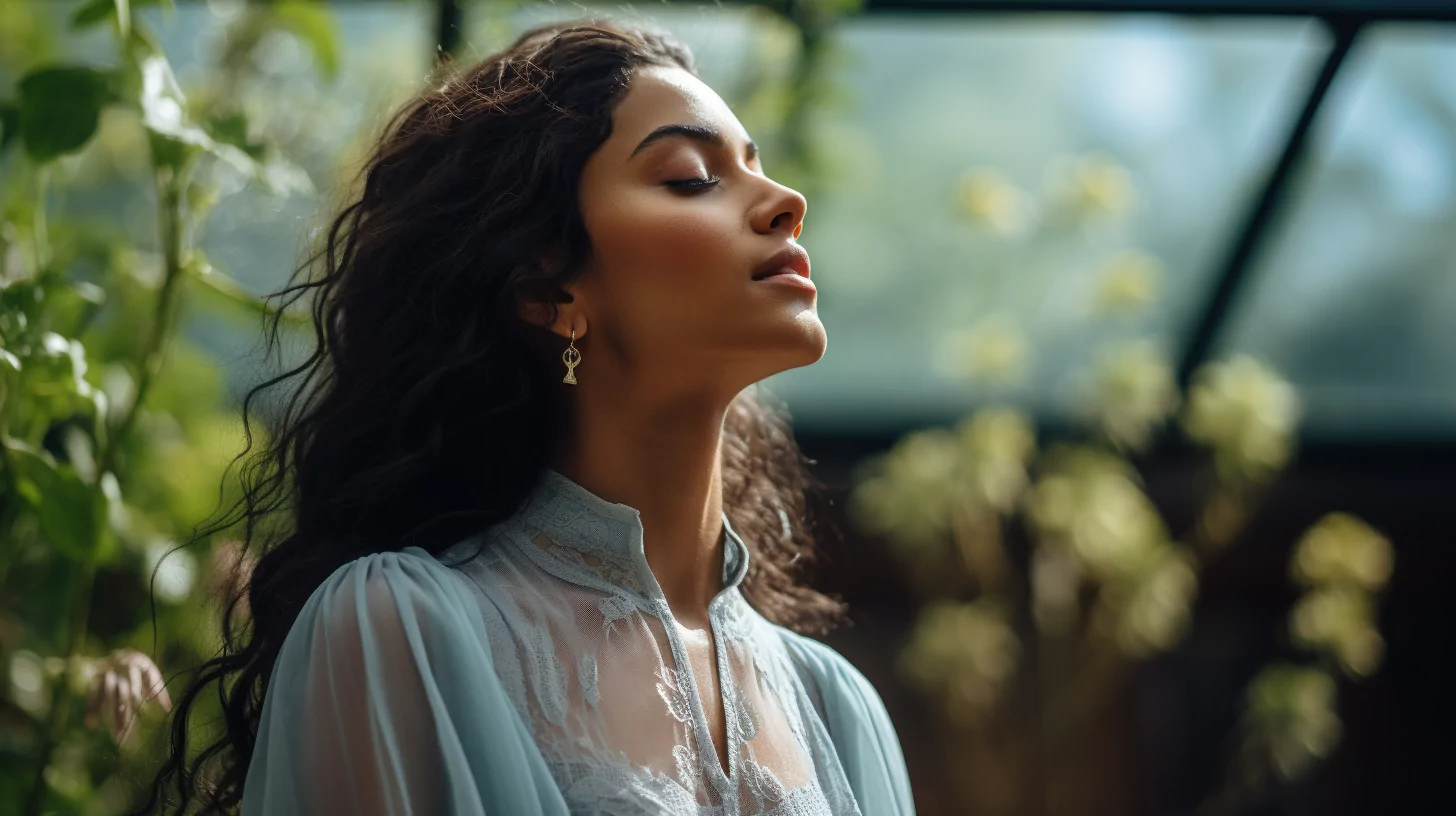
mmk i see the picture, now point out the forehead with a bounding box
[598,65,751,160]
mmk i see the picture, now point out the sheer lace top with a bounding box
[241,467,915,816]
[436,468,858,815]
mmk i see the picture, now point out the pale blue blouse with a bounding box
[242,467,915,815]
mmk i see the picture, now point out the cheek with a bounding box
[585,192,744,333]
[592,192,736,280]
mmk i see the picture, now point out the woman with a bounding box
[136,18,914,816]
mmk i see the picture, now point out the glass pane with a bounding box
[784,14,1328,430]
[1214,24,1456,440]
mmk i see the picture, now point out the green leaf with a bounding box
[271,1,341,81]
[70,0,117,30]
[71,0,170,33]
[139,55,257,175]
[205,112,266,160]
[6,441,110,561]
[205,112,314,196]
[183,253,310,325]
[0,102,18,153]
[17,66,117,162]
[44,279,108,339]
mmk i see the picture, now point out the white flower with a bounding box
[1090,340,1180,452]
[957,167,1038,238]
[1291,513,1393,591]
[1093,250,1162,316]
[1182,355,1302,482]
[897,599,1020,727]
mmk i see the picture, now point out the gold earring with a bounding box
[562,327,581,385]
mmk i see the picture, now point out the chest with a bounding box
[468,560,857,815]
[676,621,730,778]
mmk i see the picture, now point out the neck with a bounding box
[551,378,738,626]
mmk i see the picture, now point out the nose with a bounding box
[754,179,808,239]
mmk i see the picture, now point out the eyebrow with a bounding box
[628,123,758,162]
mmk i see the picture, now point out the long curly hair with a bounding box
[130,17,850,815]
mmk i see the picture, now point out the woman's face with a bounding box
[565,64,823,397]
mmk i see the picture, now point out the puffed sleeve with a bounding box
[242,547,570,816]
[778,627,917,816]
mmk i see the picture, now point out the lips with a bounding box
[751,244,811,281]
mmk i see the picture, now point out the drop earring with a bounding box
[562,327,581,385]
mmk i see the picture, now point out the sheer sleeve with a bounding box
[777,628,917,816]
[242,547,570,816]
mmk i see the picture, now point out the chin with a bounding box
[767,318,828,373]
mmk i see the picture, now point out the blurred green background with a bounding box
[1,1,1452,814]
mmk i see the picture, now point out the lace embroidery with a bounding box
[599,593,640,640]
[439,468,867,815]
[532,633,569,727]
[529,529,647,595]
[727,679,757,742]
[718,596,756,643]
[672,743,698,792]
[579,651,600,707]
[656,665,694,724]
[741,757,788,811]
[555,757,701,815]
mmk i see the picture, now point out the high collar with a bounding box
[507,466,751,610]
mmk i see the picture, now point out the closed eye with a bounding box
[665,175,721,191]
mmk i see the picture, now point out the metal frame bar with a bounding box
[859,1,1456,20]
[1176,15,1364,387]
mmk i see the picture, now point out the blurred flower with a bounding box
[1025,447,1171,581]
[82,649,172,746]
[143,539,199,603]
[1291,512,1394,592]
[953,407,1036,514]
[1289,587,1385,677]
[1044,152,1136,221]
[1091,340,1180,452]
[1181,355,1302,483]
[897,599,1021,728]
[852,407,1035,591]
[851,426,965,554]
[1242,664,1342,781]
[1093,250,1163,316]
[1109,547,1198,657]
[957,167,1037,238]
[939,315,1030,384]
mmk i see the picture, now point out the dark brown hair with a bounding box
[131,17,848,814]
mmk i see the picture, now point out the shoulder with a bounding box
[773,625,917,815]
[773,625,889,722]
[293,546,485,649]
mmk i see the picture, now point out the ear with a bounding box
[515,290,583,338]
[515,247,585,341]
